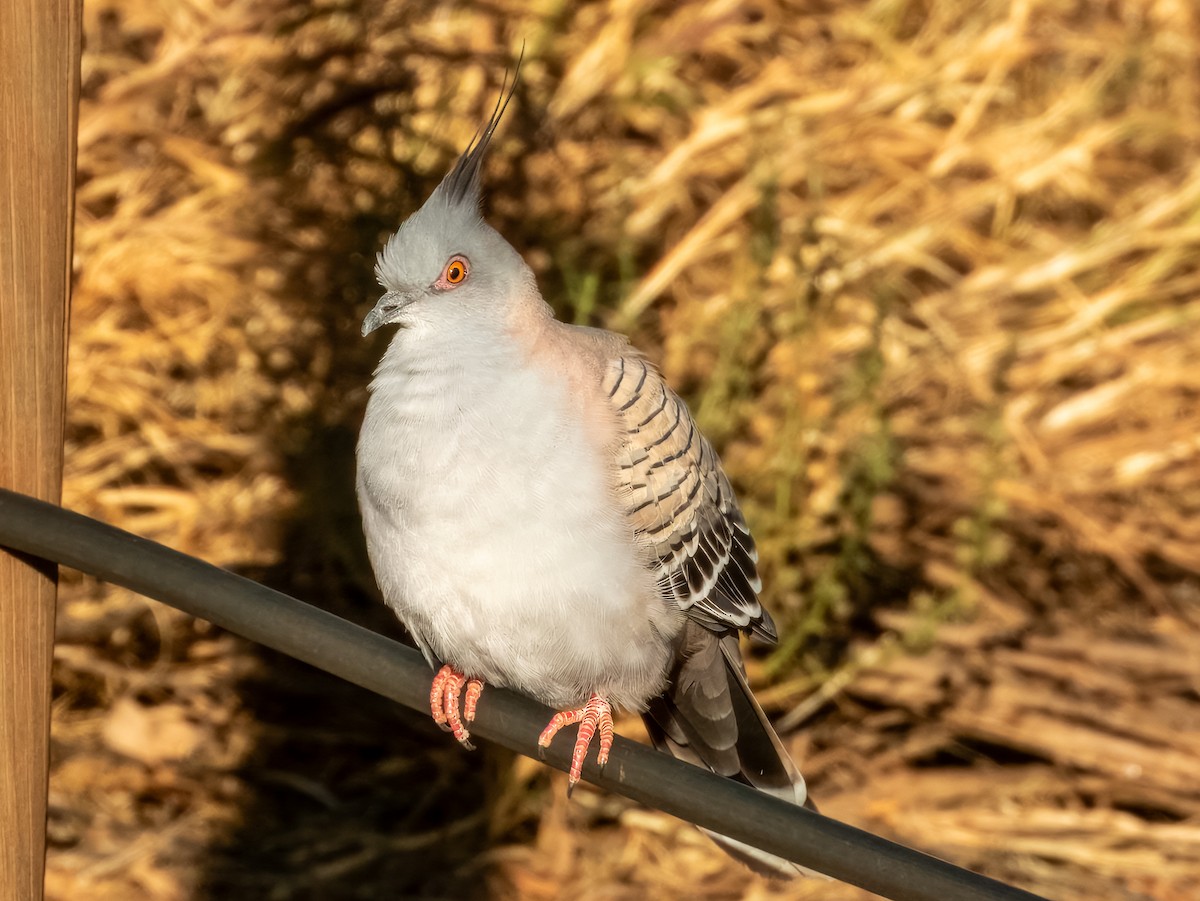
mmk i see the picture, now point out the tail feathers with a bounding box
[643,628,821,879]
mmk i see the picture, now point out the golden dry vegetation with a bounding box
[50,1,1200,899]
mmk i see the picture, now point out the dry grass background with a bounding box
[48,0,1200,899]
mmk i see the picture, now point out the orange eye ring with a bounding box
[442,256,469,285]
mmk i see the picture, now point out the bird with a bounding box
[356,69,813,877]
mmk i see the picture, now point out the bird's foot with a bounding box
[537,693,614,794]
[429,664,484,751]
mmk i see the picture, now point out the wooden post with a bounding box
[0,0,81,897]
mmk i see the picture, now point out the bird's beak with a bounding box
[361,291,413,336]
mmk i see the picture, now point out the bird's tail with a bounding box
[642,627,819,878]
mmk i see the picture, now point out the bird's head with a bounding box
[362,66,537,339]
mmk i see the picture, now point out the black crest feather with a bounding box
[438,50,523,210]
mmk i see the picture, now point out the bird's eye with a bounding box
[442,256,469,286]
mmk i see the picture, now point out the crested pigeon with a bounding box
[356,72,813,876]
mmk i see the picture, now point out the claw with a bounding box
[537,694,613,792]
[429,664,484,750]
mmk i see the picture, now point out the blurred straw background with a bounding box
[49,0,1199,899]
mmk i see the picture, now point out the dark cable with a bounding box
[0,488,1049,901]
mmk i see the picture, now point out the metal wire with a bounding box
[0,488,1049,901]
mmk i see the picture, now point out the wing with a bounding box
[602,354,777,641]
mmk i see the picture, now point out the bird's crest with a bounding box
[375,52,523,290]
[432,54,522,214]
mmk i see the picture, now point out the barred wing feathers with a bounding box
[602,355,776,641]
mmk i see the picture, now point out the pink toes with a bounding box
[537,694,613,793]
[432,671,613,793]
[429,664,485,750]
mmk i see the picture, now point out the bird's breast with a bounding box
[356,342,677,709]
